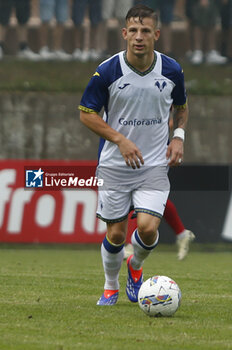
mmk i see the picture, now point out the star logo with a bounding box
[25,168,44,188]
[32,168,44,181]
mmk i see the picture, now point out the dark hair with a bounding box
[126,4,159,26]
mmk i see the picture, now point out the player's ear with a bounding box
[122,27,127,40]
[154,28,160,42]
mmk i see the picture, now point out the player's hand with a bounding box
[117,137,144,169]
[166,138,184,167]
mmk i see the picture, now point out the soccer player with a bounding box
[79,4,188,305]
[124,199,195,261]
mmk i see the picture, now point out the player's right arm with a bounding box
[80,110,144,169]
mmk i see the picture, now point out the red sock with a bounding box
[163,199,185,235]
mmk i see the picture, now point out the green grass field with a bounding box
[0,244,231,350]
[0,60,231,95]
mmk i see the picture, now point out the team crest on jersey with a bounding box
[155,80,167,92]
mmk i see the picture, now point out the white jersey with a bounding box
[79,50,187,171]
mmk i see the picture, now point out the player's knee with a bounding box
[107,220,127,245]
[107,229,126,245]
[137,224,158,245]
[137,220,156,236]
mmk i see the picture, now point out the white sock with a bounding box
[177,229,187,240]
[131,229,159,270]
[101,236,125,290]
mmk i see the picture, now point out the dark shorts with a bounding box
[220,0,232,29]
[72,0,102,26]
[0,0,30,25]
[185,0,218,27]
[185,0,195,20]
[134,0,176,24]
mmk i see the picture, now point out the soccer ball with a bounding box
[138,275,181,317]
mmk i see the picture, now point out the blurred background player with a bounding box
[0,0,39,60]
[124,199,195,261]
[185,0,227,65]
[72,0,103,61]
[101,0,133,55]
[39,0,71,60]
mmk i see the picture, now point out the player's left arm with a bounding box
[166,61,189,167]
[166,104,188,166]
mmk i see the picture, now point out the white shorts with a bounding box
[96,189,169,223]
[102,0,133,20]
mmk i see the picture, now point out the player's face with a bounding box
[122,17,160,57]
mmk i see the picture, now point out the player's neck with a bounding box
[125,51,155,73]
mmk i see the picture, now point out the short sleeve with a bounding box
[171,67,187,108]
[79,71,109,113]
[161,54,187,108]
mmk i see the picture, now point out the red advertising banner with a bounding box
[0,160,138,243]
[2,160,230,244]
